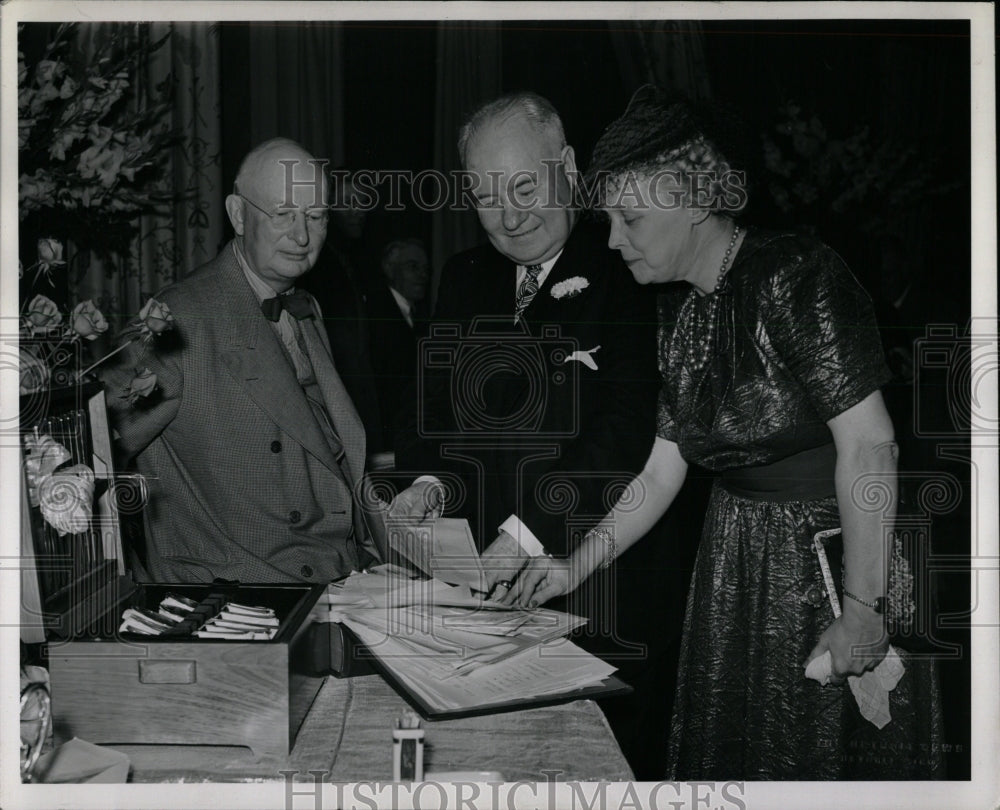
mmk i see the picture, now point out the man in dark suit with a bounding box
[367,238,430,453]
[395,94,689,776]
[102,138,437,584]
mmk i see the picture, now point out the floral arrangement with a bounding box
[19,236,108,394]
[82,297,176,405]
[19,239,175,401]
[760,101,956,236]
[550,276,590,300]
[23,432,95,536]
[18,22,176,261]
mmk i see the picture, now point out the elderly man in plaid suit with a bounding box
[102,138,439,583]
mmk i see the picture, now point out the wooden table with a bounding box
[118,674,634,783]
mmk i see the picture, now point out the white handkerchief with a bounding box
[564,345,601,370]
[804,646,905,729]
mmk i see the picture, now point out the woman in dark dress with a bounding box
[507,89,944,780]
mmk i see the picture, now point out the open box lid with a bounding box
[20,383,131,643]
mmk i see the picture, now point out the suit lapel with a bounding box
[297,298,388,560]
[521,226,593,323]
[215,246,341,474]
[298,315,367,484]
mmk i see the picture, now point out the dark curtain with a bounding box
[219,22,345,191]
[608,20,712,100]
[430,22,502,304]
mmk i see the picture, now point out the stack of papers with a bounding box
[194,603,280,640]
[319,561,619,715]
[119,596,279,640]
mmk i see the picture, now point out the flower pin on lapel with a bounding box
[550,276,589,300]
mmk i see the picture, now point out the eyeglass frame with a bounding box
[236,193,330,232]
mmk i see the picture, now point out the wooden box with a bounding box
[46,582,327,760]
[20,384,327,760]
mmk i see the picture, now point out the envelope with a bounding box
[32,737,130,783]
[387,517,487,592]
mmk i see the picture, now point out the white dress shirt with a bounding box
[514,251,561,307]
[233,242,314,382]
[389,285,415,328]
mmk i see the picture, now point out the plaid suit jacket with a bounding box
[103,241,378,583]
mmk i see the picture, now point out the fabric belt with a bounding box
[719,443,837,502]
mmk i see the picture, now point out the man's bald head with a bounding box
[225,138,330,292]
[232,138,327,208]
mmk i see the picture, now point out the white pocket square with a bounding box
[564,345,601,371]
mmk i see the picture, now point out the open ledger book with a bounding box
[315,518,629,717]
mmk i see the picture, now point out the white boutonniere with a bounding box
[550,276,589,299]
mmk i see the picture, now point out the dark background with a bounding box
[216,19,970,321]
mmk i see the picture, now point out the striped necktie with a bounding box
[514,264,543,323]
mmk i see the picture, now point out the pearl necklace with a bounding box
[684,223,741,372]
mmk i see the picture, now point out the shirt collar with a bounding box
[232,241,290,302]
[517,248,564,287]
[388,286,413,320]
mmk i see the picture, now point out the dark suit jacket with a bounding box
[101,241,379,584]
[366,279,428,453]
[396,221,659,554]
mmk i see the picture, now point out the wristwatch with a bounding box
[843,589,888,615]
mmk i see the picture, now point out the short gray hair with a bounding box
[457,92,567,167]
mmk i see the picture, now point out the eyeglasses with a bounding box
[238,194,329,232]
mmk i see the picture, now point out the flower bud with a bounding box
[137,297,175,336]
[123,368,158,404]
[37,238,64,267]
[70,300,109,341]
[26,294,63,331]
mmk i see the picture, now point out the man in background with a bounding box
[367,238,431,453]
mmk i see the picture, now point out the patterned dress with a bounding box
[660,228,944,779]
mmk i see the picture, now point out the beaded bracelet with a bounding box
[588,527,617,570]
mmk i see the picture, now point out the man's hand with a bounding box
[388,480,445,523]
[481,531,529,599]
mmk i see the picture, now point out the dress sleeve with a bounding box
[764,243,892,423]
[655,384,678,442]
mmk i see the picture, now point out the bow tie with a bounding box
[261,290,314,321]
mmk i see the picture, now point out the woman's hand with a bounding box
[806,603,889,685]
[498,555,578,608]
[813,390,897,685]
